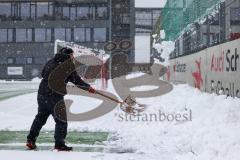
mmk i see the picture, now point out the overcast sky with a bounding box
[135,0,167,8]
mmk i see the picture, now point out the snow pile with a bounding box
[55,39,109,62]
[106,84,240,160]
[0,73,240,159]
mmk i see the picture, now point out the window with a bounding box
[74,28,91,42]
[27,29,33,42]
[136,11,152,26]
[49,2,53,18]
[55,6,62,20]
[230,8,240,24]
[12,3,18,18]
[20,3,30,20]
[77,7,90,20]
[63,7,70,20]
[34,57,45,64]
[27,57,33,64]
[202,34,208,47]
[66,28,71,41]
[0,29,13,43]
[70,7,76,20]
[0,58,6,64]
[16,29,32,42]
[7,58,14,64]
[16,57,26,64]
[0,29,7,42]
[54,28,71,41]
[86,28,91,42]
[74,28,85,42]
[55,28,65,40]
[35,28,52,42]
[122,13,130,24]
[0,3,11,21]
[8,29,13,42]
[96,6,108,20]
[94,28,107,42]
[37,2,48,19]
[0,2,54,21]
[30,3,36,20]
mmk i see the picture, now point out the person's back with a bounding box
[38,53,71,98]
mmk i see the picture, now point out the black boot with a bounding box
[54,142,73,151]
[26,139,37,150]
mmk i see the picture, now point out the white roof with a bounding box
[135,0,167,8]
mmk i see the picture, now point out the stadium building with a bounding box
[0,0,135,80]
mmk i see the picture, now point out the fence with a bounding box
[160,0,221,40]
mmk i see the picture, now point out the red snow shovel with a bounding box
[95,91,146,114]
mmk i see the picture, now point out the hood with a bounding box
[54,53,70,63]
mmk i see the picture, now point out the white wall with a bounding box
[135,35,151,63]
[135,0,167,8]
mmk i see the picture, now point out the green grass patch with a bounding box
[0,131,108,145]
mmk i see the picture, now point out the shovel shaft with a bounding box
[95,91,122,104]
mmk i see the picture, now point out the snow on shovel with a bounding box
[95,91,146,115]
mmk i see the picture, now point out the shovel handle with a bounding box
[95,91,122,104]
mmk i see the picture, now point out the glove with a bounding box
[88,87,96,94]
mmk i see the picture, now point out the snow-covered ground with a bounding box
[0,73,240,159]
[0,150,153,160]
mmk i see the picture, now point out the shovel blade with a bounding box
[120,95,146,114]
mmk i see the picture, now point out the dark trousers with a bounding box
[27,94,67,144]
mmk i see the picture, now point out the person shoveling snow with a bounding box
[26,48,96,151]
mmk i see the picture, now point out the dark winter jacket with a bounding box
[38,53,90,99]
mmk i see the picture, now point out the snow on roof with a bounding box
[135,0,167,8]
